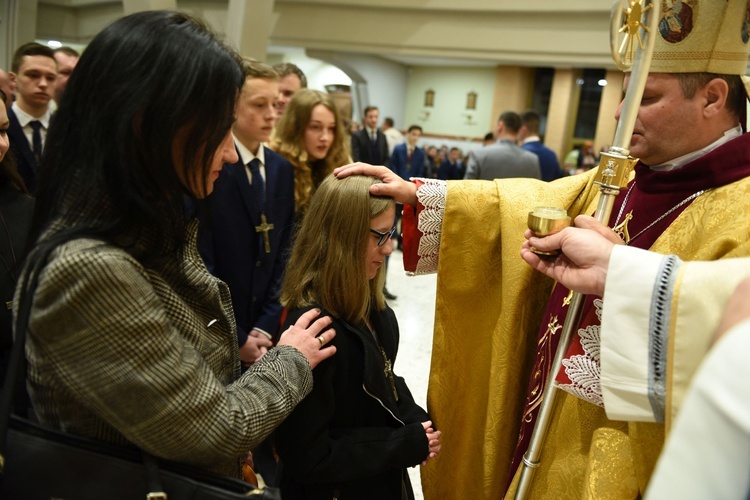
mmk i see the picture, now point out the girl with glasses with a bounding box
[276,174,441,499]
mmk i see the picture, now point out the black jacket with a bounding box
[276,304,430,499]
[7,109,39,193]
[351,128,391,169]
[0,184,33,382]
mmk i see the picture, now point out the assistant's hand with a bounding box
[713,277,750,345]
[420,420,442,466]
[520,215,623,296]
[239,329,273,364]
[334,162,418,206]
[277,309,336,369]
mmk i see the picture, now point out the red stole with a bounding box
[507,132,750,487]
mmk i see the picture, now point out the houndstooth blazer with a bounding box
[21,220,313,477]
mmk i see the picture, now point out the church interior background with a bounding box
[1,0,630,167]
[7,1,748,498]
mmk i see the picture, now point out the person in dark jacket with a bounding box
[18,12,336,479]
[277,174,441,499]
[0,88,33,389]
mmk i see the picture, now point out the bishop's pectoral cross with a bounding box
[255,213,274,254]
[612,211,633,245]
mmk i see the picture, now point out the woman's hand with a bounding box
[520,215,623,296]
[334,162,418,206]
[277,309,336,369]
[420,420,442,466]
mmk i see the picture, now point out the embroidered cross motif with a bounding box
[547,315,562,337]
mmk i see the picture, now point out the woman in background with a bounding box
[18,11,335,479]
[271,89,350,214]
[0,88,33,386]
[276,174,441,499]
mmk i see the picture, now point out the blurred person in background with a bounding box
[52,46,80,105]
[272,62,307,122]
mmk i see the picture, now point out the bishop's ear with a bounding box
[702,77,730,118]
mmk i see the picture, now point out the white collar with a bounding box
[522,136,541,144]
[12,101,51,128]
[233,134,265,167]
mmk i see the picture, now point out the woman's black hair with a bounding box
[29,11,243,263]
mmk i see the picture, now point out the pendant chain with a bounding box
[613,181,712,245]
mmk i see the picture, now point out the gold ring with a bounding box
[317,335,325,346]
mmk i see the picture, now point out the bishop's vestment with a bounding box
[404,132,750,499]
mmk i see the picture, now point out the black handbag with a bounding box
[0,242,281,499]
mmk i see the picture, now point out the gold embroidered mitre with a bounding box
[641,0,750,75]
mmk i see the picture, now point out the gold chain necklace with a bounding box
[612,181,712,245]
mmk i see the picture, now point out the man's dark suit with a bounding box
[198,146,295,345]
[522,140,563,182]
[391,143,426,180]
[7,108,39,193]
[351,128,391,168]
[437,159,465,180]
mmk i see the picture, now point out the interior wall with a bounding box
[404,66,496,138]
[19,0,646,161]
[272,1,612,68]
[308,50,408,128]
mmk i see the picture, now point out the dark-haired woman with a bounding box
[276,175,441,499]
[17,11,335,478]
[0,89,33,384]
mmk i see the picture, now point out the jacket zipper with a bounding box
[362,384,405,425]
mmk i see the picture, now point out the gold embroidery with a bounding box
[548,316,562,337]
[520,315,562,440]
[562,290,573,307]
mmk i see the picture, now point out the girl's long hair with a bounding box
[271,89,350,213]
[280,175,391,323]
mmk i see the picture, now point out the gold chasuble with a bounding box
[419,133,750,500]
[420,170,600,500]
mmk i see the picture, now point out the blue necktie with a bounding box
[370,135,381,164]
[248,158,265,208]
[249,158,274,253]
[29,120,43,165]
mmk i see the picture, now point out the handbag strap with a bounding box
[142,452,168,500]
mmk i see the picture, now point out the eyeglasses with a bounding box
[370,226,397,247]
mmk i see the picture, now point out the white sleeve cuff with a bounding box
[601,245,666,421]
